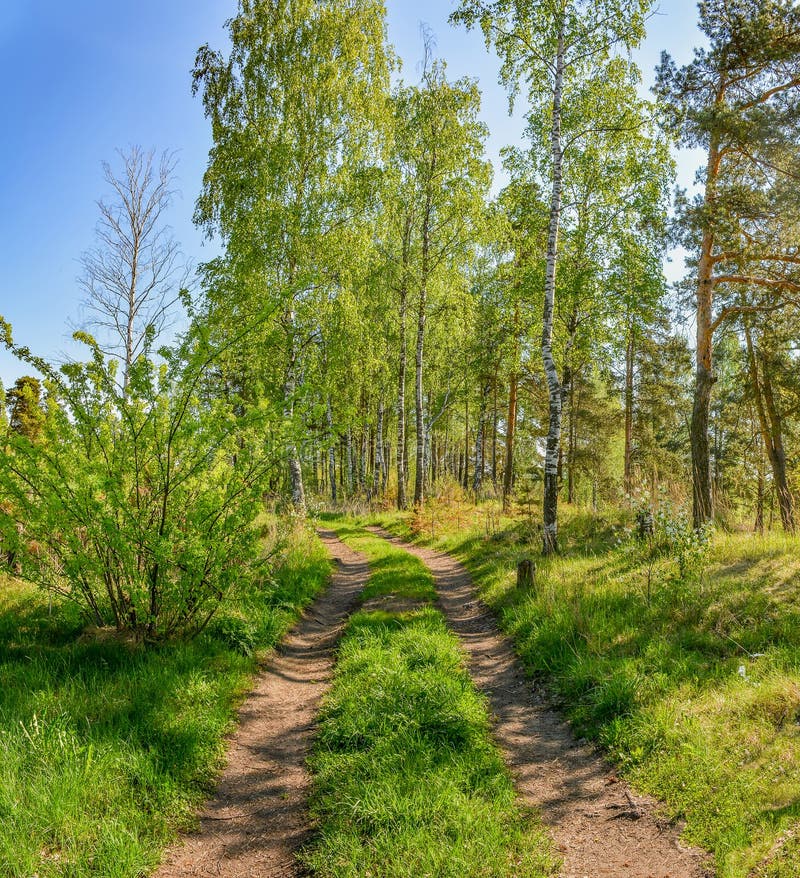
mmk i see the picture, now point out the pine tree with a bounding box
[656,0,800,525]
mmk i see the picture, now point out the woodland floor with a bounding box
[155,524,713,878]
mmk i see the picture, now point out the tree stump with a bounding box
[517,558,536,590]
[636,510,654,539]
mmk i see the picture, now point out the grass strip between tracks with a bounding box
[301,519,556,878]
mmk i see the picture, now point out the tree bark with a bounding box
[346,428,354,496]
[326,397,336,504]
[565,362,575,505]
[624,326,634,498]
[754,439,765,534]
[462,396,469,490]
[414,301,426,507]
[413,187,433,507]
[502,371,518,512]
[502,299,520,512]
[284,314,306,515]
[374,399,384,500]
[691,136,721,527]
[473,381,488,495]
[360,425,368,498]
[396,216,411,510]
[541,30,565,554]
[760,357,794,532]
[491,374,498,485]
[745,324,795,533]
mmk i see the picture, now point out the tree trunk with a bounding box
[691,359,714,526]
[755,439,765,534]
[541,30,565,555]
[346,428,354,495]
[502,299,520,512]
[284,316,306,515]
[491,375,498,485]
[413,193,432,508]
[473,382,488,496]
[691,137,721,527]
[760,358,794,532]
[565,365,575,505]
[746,324,795,533]
[396,216,411,510]
[326,397,336,504]
[423,401,432,495]
[624,326,634,498]
[360,426,368,499]
[374,399,384,500]
[462,396,469,490]
[502,372,517,512]
[124,242,139,391]
[414,308,426,507]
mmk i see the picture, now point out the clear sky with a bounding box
[0,0,702,388]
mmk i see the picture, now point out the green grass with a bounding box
[366,505,800,878]
[302,520,557,878]
[0,525,330,878]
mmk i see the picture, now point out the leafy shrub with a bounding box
[626,494,713,583]
[0,319,282,640]
[653,501,713,580]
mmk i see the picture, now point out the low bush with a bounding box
[0,320,284,640]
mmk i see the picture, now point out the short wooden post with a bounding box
[517,557,536,590]
[636,510,654,540]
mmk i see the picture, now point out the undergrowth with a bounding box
[0,525,329,878]
[303,520,556,878]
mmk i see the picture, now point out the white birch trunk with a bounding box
[283,310,306,515]
[541,30,565,555]
[374,399,384,499]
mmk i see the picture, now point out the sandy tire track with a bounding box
[154,529,369,878]
[368,526,713,878]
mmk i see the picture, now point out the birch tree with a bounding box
[453,0,652,553]
[192,0,392,514]
[78,147,189,389]
[390,54,490,509]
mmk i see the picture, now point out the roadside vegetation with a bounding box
[1,1,799,876]
[0,525,329,878]
[366,501,800,878]
[302,519,557,878]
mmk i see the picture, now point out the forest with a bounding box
[1,0,800,877]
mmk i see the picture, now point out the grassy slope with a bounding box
[367,504,800,878]
[0,526,330,878]
[302,520,557,878]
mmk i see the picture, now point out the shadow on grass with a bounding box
[425,514,800,875]
[0,541,330,878]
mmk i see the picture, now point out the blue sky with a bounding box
[0,0,701,388]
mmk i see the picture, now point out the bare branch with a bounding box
[77,146,192,388]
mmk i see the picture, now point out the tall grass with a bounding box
[368,505,800,878]
[0,526,330,878]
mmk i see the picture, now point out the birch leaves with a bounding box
[453,0,657,552]
[192,0,393,509]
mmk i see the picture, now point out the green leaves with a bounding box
[0,321,281,640]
